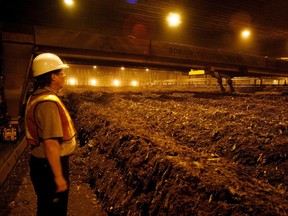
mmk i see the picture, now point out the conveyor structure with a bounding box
[1,24,288,145]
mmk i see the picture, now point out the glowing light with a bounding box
[121,67,125,70]
[126,0,138,4]
[64,0,74,6]
[90,79,97,86]
[146,68,149,71]
[130,80,139,86]
[113,79,120,86]
[68,78,77,85]
[93,66,97,69]
[167,12,181,27]
[241,29,251,39]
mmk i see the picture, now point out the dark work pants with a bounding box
[29,155,70,216]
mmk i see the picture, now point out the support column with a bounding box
[1,25,35,141]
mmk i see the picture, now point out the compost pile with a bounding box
[65,86,288,215]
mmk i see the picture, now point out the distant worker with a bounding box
[25,53,77,216]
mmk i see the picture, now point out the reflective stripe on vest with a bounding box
[25,93,76,145]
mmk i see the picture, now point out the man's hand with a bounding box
[55,175,68,192]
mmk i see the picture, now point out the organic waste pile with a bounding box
[67,86,288,215]
[1,85,288,216]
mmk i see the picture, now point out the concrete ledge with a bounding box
[0,137,27,188]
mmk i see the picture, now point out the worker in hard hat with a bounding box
[25,53,77,216]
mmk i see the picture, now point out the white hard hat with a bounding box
[32,53,69,77]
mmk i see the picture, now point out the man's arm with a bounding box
[44,138,68,192]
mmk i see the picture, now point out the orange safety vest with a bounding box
[25,91,76,146]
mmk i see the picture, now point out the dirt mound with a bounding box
[65,86,288,215]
